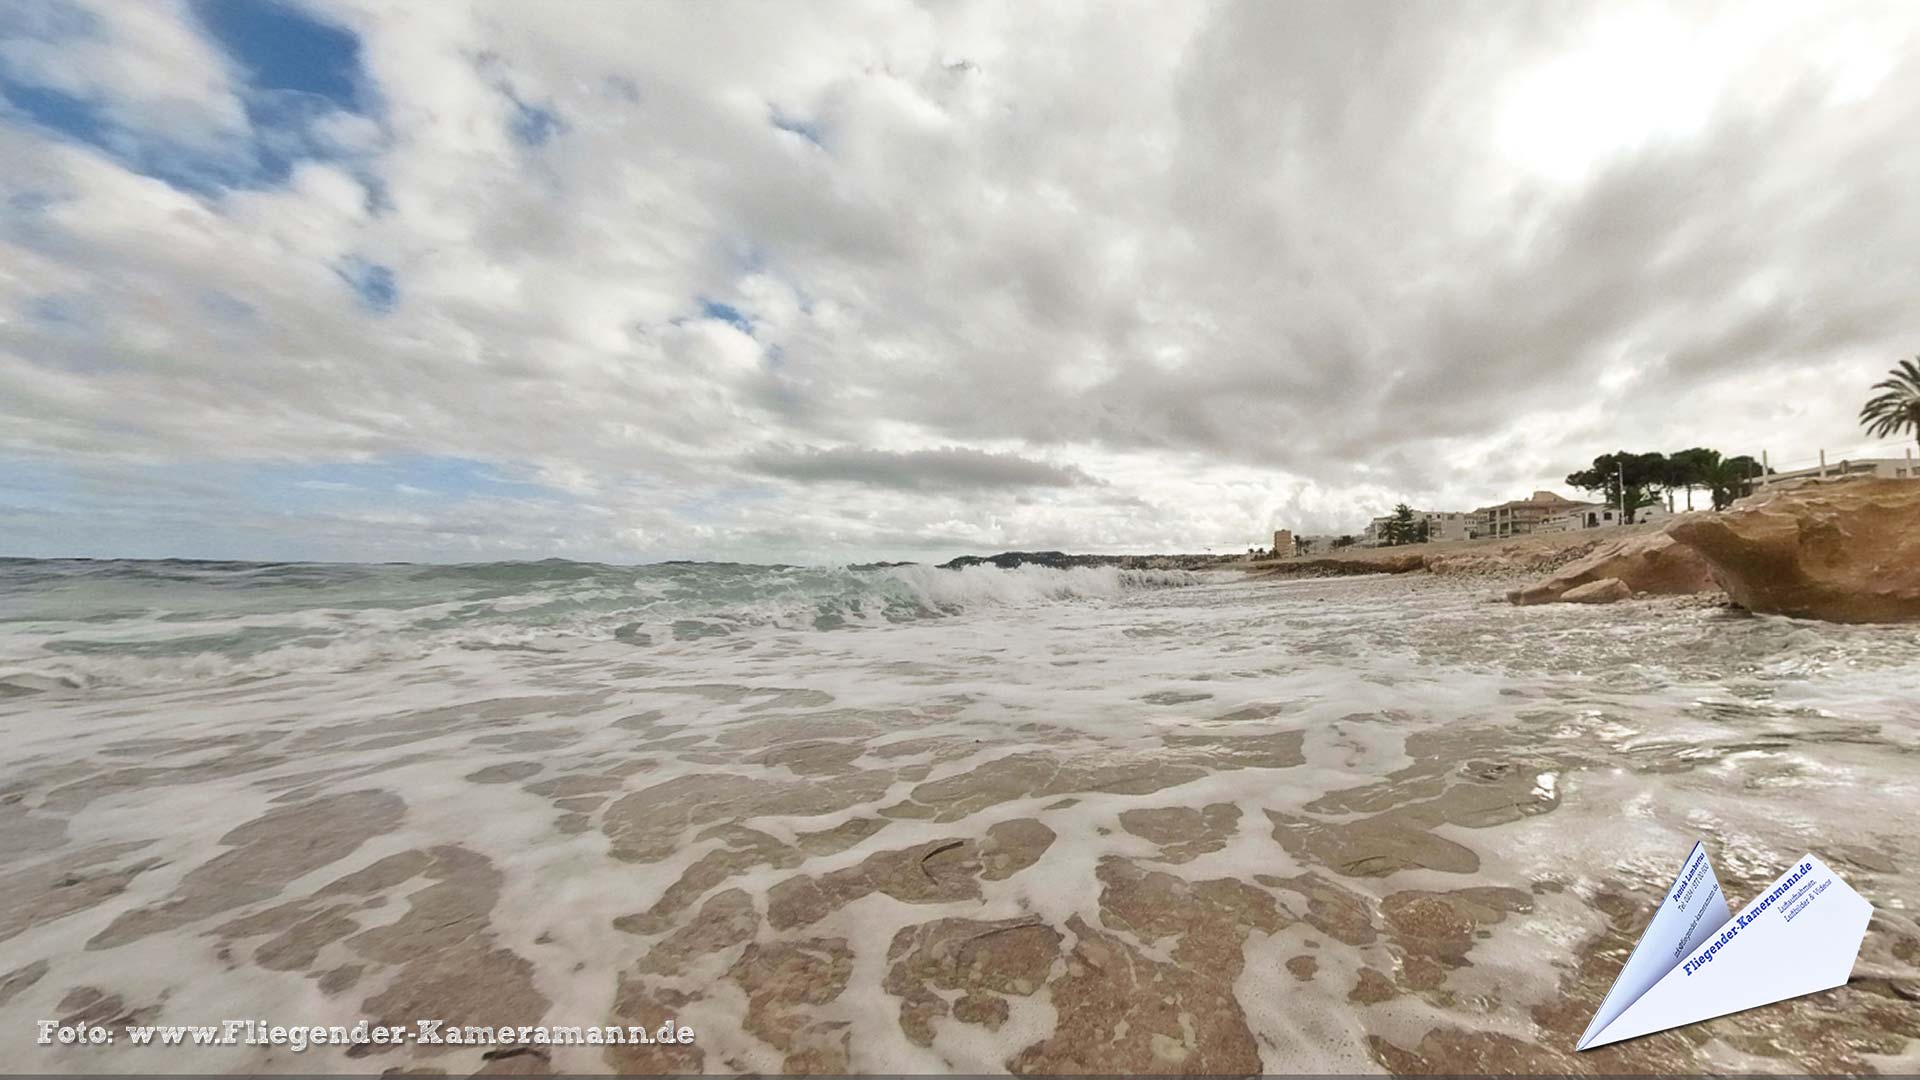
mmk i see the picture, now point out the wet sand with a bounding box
[2,572,1917,1074]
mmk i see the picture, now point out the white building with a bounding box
[1755,454,1918,490]
[1290,533,1354,555]
[1468,491,1590,539]
[1362,509,1472,546]
[1538,502,1673,533]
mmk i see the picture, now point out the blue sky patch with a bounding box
[246,87,382,184]
[0,80,105,142]
[701,299,752,333]
[190,0,363,114]
[509,98,564,147]
[1,0,378,196]
[470,50,566,149]
[335,257,397,313]
[0,78,262,194]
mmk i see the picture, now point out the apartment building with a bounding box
[1469,490,1589,539]
[1362,508,1472,546]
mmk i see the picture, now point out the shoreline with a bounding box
[1246,523,1665,579]
[1,545,1913,1075]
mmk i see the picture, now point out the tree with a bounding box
[1383,503,1416,546]
[1665,447,1722,511]
[1413,519,1431,544]
[1707,454,1766,510]
[1860,356,1920,451]
[1566,451,1669,523]
[1334,535,1356,549]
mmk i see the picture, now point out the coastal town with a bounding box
[1268,449,1919,557]
[1247,438,1918,624]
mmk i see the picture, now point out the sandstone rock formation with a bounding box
[1561,578,1631,604]
[1507,530,1716,606]
[1666,476,1920,623]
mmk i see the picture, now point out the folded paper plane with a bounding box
[1576,842,1873,1049]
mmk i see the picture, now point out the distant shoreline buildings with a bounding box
[1264,451,1918,557]
[1536,501,1672,533]
[1753,455,1915,489]
[1362,509,1469,546]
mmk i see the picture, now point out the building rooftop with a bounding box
[1474,490,1588,514]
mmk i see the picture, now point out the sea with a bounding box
[1,557,1916,1074]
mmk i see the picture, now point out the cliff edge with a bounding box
[1665,476,1920,623]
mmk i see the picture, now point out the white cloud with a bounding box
[4,0,1920,562]
[0,0,248,145]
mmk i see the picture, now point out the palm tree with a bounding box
[1706,455,1765,510]
[1860,357,1920,451]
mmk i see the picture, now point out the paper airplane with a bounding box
[1577,842,1872,1050]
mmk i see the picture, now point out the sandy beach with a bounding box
[10,0,1920,1073]
[2,561,1916,1075]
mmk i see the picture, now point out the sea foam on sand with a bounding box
[1,567,1917,1075]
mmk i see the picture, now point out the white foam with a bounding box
[3,569,1918,1072]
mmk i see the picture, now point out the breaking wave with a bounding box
[0,558,1209,691]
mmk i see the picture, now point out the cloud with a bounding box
[3,0,1919,562]
[0,0,247,144]
[743,445,1101,492]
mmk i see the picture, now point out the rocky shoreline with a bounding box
[1255,477,1920,624]
[938,550,1237,571]
[1249,530,1637,584]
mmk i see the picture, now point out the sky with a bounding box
[3,0,1918,564]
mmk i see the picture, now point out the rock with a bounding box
[1006,856,1285,1075]
[604,979,703,1074]
[1422,534,1613,577]
[1666,476,1920,623]
[474,1046,551,1076]
[1117,803,1242,864]
[1507,530,1715,606]
[1264,552,1426,576]
[884,917,1061,1047]
[89,790,405,948]
[939,550,1226,570]
[730,938,855,1073]
[765,819,1056,931]
[1560,577,1632,604]
[0,960,49,1008]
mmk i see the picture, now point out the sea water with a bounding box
[0,559,1916,1074]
